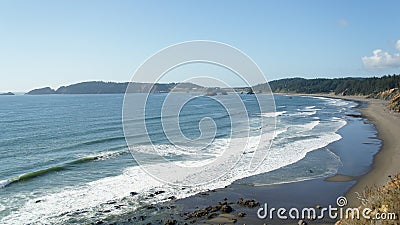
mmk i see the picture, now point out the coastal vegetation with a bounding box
[255,74,400,96]
[336,174,399,225]
[254,74,400,112]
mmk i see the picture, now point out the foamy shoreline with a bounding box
[302,94,400,207]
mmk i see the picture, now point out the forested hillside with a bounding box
[255,75,400,96]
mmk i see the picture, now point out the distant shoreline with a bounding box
[23,81,253,95]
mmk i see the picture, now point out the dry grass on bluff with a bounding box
[336,174,400,225]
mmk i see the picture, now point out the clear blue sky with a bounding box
[1,0,400,92]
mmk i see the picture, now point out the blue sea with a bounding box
[0,94,369,224]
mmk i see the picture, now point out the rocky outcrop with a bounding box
[237,197,260,208]
[25,87,56,95]
[220,205,233,213]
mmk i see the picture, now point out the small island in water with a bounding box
[0,92,15,96]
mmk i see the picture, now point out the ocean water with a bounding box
[0,94,357,224]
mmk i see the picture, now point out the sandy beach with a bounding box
[307,94,400,207]
[337,96,400,206]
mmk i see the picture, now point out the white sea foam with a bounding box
[76,150,125,161]
[0,179,12,189]
[305,106,316,109]
[260,111,286,117]
[309,96,330,100]
[327,99,349,107]
[275,120,320,138]
[300,120,320,131]
[132,138,230,158]
[273,127,289,138]
[290,110,317,116]
[309,96,350,107]
[1,167,164,224]
[0,177,20,189]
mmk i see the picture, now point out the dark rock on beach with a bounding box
[298,219,308,225]
[237,198,260,208]
[219,201,227,206]
[237,212,246,217]
[220,205,233,213]
[164,219,177,225]
[139,215,146,221]
[167,196,176,200]
[146,205,156,210]
[345,113,363,118]
[206,212,218,219]
[154,190,165,195]
[185,204,222,219]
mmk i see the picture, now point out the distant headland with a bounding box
[25,75,400,96]
[25,81,254,95]
[25,81,204,95]
[23,75,400,112]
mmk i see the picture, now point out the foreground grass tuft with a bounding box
[337,174,400,225]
